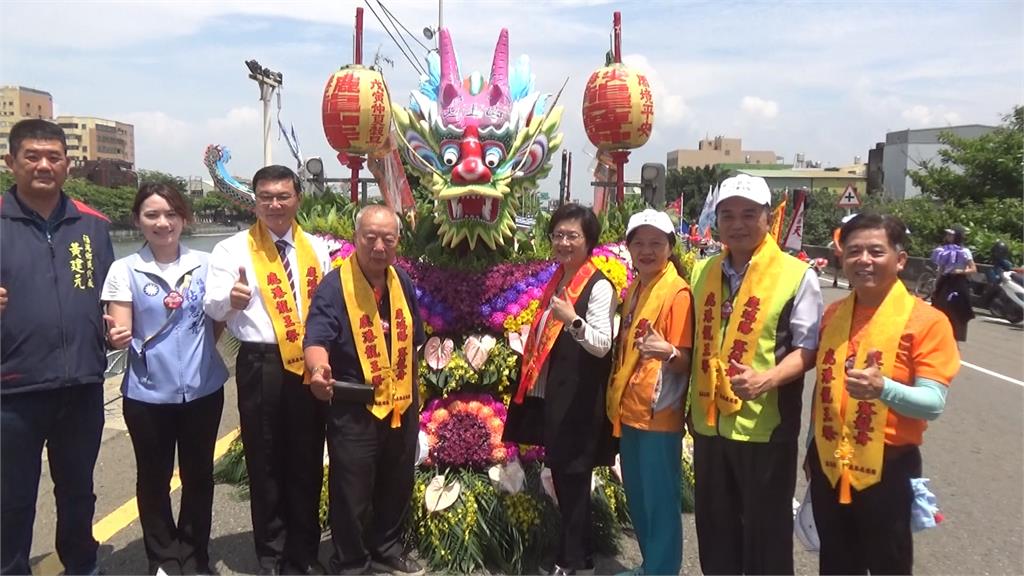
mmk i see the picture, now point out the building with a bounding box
[667,136,779,171]
[69,159,138,188]
[0,85,55,156]
[55,116,135,167]
[881,125,996,200]
[734,166,867,197]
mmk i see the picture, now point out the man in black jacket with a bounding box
[1,119,115,576]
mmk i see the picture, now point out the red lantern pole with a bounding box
[613,11,622,64]
[612,150,629,204]
[350,7,364,203]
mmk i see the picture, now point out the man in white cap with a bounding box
[687,174,823,575]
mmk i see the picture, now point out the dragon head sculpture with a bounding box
[393,28,563,250]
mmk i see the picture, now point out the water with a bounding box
[112,233,234,259]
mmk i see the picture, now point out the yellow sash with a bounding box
[608,263,687,437]
[340,255,415,428]
[814,280,915,503]
[248,222,322,375]
[694,237,782,426]
[514,259,599,403]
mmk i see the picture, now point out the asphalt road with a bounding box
[26,282,1024,575]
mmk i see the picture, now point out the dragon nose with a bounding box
[451,157,492,184]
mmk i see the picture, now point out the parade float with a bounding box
[210,10,695,573]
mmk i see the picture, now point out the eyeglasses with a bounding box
[256,193,296,206]
[549,231,583,243]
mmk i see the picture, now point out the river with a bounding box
[112,233,235,259]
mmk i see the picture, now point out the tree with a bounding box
[665,164,730,221]
[908,106,1024,204]
[138,169,187,194]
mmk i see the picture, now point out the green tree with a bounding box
[908,106,1024,204]
[138,169,187,194]
[62,178,137,227]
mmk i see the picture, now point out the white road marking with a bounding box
[960,361,1024,388]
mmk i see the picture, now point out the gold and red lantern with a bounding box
[581,12,654,205]
[322,64,391,156]
[582,63,654,152]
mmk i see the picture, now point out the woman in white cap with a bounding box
[607,208,693,576]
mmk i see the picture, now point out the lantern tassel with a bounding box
[839,469,852,504]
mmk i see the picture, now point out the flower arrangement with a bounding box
[420,393,513,469]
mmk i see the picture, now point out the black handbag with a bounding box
[331,379,375,404]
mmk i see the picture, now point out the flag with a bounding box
[783,189,808,251]
[770,191,789,244]
[697,184,717,236]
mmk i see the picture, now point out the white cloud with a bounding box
[901,105,963,127]
[740,96,779,120]
[622,54,691,127]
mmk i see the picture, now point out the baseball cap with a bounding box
[626,209,674,238]
[715,174,771,209]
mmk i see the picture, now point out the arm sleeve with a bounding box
[573,279,614,358]
[203,240,239,322]
[880,377,948,421]
[790,268,824,350]
[912,313,961,385]
[100,259,132,302]
[303,270,344,349]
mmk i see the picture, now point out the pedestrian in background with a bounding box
[930,226,976,342]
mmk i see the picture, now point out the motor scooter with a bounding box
[986,268,1024,324]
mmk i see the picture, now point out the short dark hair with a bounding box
[839,213,908,251]
[252,165,301,196]
[132,183,194,225]
[8,119,67,156]
[547,203,601,254]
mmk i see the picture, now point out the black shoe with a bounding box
[282,560,326,575]
[369,555,425,576]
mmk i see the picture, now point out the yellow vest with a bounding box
[688,251,808,442]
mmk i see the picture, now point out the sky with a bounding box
[1,0,1021,204]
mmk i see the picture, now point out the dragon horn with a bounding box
[489,29,510,93]
[438,28,459,87]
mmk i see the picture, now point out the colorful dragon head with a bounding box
[393,28,563,250]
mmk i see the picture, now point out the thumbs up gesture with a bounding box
[103,314,132,349]
[636,324,674,361]
[230,266,253,311]
[845,349,884,400]
[0,286,7,313]
[729,358,771,400]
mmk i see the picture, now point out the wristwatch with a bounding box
[571,317,584,331]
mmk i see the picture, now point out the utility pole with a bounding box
[245,59,283,167]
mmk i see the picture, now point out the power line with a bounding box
[375,0,432,53]
[362,0,426,77]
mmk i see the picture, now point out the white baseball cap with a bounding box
[626,209,674,238]
[715,174,771,209]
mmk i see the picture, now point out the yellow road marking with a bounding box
[32,428,241,576]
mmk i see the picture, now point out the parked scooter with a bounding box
[987,269,1024,324]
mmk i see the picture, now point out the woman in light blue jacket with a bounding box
[102,183,227,575]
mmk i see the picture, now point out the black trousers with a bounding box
[325,401,417,573]
[809,442,920,575]
[236,344,326,570]
[692,433,798,575]
[123,388,224,575]
[551,468,593,571]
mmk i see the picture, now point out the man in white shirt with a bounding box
[204,165,332,576]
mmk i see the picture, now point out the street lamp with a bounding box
[245,59,283,167]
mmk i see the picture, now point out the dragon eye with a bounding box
[483,146,505,169]
[441,144,460,167]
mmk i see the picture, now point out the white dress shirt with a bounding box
[203,226,332,344]
[721,257,823,350]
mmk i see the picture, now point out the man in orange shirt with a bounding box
[807,213,959,574]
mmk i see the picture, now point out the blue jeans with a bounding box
[1,383,104,575]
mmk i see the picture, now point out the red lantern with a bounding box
[580,12,655,204]
[322,65,391,156]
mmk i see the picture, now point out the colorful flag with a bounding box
[783,189,808,251]
[770,191,789,244]
[697,184,717,236]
